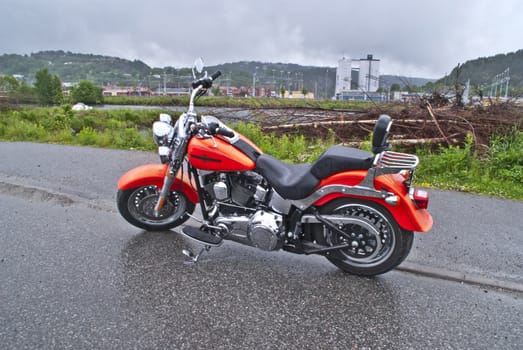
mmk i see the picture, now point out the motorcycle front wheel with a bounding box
[117,185,195,231]
[314,198,413,276]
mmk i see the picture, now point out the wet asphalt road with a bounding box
[1,142,522,349]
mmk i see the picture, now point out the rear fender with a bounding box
[312,171,432,232]
[117,164,199,204]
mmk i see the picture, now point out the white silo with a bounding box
[335,56,352,95]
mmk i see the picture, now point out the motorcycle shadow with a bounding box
[121,228,346,278]
[118,229,404,349]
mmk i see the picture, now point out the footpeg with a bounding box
[181,226,223,246]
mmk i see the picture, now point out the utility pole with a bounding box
[325,69,329,99]
[490,68,510,98]
[252,66,259,97]
[227,72,231,96]
[367,58,372,92]
[504,68,510,98]
[252,72,256,97]
[163,72,167,95]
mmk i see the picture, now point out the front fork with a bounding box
[154,133,190,217]
[153,167,175,217]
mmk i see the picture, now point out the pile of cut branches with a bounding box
[251,99,523,150]
[204,94,522,150]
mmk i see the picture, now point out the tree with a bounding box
[301,87,308,98]
[423,82,436,93]
[0,76,20,92]
[406,84,420,93]
[34,68,63,105]
[211,87,222,96]
[390,83,401,92]
[0,76,35,103]
[70,80,104,104]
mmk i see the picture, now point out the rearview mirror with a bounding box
[192,57,205,78]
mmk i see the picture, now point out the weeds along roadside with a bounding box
[0,105,522,200]
[0,105,162,150]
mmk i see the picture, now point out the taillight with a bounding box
[409,187,429,209]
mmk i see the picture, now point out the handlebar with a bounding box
[205,121,235,138]
[191,70,222,89]
[211,71,222,81]
[216,127,235,138]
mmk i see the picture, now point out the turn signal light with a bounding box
[410,188,429,209]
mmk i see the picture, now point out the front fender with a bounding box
[117,164,199,204]
[313,172,432,233]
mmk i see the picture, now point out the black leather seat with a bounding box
[255,146,374,200]
[256,155,318,200]
[310,145,373,178]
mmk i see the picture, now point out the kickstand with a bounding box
[182,245,211,264]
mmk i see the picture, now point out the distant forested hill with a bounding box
[437,49,523,88]
[0,50,152,86]
[204,61,338,98]
[0,52,341,97]
[379,75,436,89]
[2,50,521,96]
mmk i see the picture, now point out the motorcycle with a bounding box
[117,59,432,276]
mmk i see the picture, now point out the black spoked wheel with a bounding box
[117,185,195,231]
[314,198,413,276]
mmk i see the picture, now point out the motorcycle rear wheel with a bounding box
[314,198,413,276]
[117,185,195,231]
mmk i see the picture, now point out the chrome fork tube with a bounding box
[154,168,175,217]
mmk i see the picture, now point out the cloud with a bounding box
[1,0,521,78]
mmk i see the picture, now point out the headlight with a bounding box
[152,121,174,146]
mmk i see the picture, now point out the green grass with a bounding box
[233,121,339,163]
[415,132,523,200]
[0,105,170,151]
[1,105,522,200]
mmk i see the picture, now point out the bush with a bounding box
[77,127,98,145]
[487,128,523,182]
[415,131,523,199]
[113,128,149,149]
[71,80,104,105]
[40,113,70,132]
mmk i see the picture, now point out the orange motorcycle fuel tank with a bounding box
[187,133,262,171]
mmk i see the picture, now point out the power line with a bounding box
[490,68,510,98]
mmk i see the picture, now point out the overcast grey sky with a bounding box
[1,0,521,78]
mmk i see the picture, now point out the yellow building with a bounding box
[283,90,315,99]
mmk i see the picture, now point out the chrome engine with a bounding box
[202,171,284,251]
[215,210,283,251]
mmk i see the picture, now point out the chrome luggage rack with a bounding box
[357,151,419,190]
[374,151,419,173]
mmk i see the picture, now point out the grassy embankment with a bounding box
[0,103,522,200]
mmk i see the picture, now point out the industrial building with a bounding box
[335,54,385,101]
